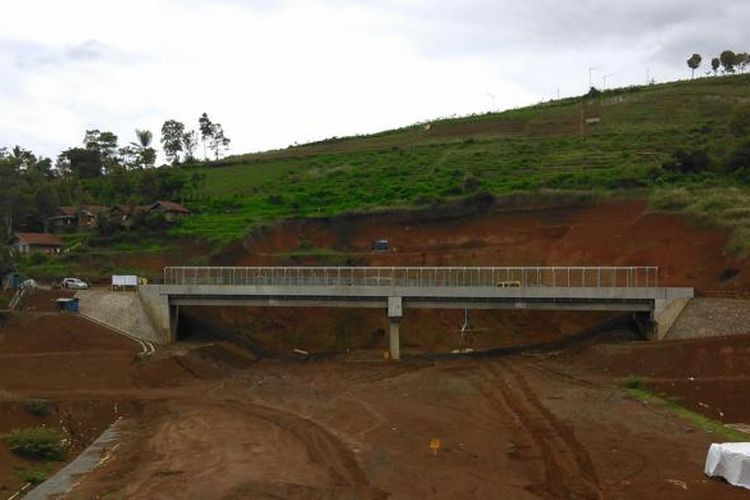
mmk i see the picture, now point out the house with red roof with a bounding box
[146,201,191,220]
[9,232,64,254]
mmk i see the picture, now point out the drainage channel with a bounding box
[22,418,126,499]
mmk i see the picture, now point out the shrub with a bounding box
[266,194,284,205]
[623,376,644,390]
[23,399,50,417]
[662,148,711,174]
[6,427,66,460]
[13,465,50,485]
[727,140,750,175]
[729,104,750,137]
[28,252,48,266]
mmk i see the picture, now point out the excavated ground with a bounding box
[1,311,749,499]
[3,199,750,498]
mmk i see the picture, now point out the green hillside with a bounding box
[173,74,750,246]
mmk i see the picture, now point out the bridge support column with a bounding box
[388,297,403,361]
[389,320,401,361]
[169,304,180,342]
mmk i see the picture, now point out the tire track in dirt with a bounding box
[477,361,603,499]
[225,400,386,497]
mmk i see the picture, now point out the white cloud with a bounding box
[1,0,747,159]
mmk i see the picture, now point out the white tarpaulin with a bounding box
[705,442,750,489]
[112,275,138,288]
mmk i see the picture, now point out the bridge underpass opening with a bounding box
[172,304,636,357]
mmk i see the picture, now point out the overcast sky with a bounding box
[1,0,748,160]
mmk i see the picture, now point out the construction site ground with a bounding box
[4,200,750,498]
[2,310,750,499]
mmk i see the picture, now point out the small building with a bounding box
[108,204,149,227]
[371,239,389,252]
[147,201,191,220]
[9,233,63,255]
[48,205,109,232]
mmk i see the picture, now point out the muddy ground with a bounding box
[2,311,749,499]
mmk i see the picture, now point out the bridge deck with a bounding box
[139,266,694,354]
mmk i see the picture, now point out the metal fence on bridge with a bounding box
[163,266,658,288]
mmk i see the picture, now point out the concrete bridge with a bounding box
[138,266,693,360]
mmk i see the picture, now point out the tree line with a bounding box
[686,50,750,78]
[0,112,229,239]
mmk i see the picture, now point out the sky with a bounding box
[1,0,748,160]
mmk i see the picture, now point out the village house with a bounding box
[9,232,64,255]
[108,204,150,227]
[48,205,108,232]
[147,201,191,220]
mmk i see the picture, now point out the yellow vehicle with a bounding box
[496,280,522,288]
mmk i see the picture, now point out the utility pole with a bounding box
[602,73,614,90]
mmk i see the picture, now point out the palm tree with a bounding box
[130,129,155,168]
[132,129,153,149]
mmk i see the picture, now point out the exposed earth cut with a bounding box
[3,200,750,499]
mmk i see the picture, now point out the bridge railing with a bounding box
[163,266,659,288]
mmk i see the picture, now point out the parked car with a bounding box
[61,277,89,290]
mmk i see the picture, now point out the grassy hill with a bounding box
[170,74,750,247]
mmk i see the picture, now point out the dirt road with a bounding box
[2,312,749,499]
[63,355,746,499]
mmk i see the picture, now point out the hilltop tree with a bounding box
[198,113,213,160]
[182,130,198,163]
[208,123,231,160]
[131,129,156,169]
[83,130,119,173]
[199,113,231,160]
[711,57,721,75]
[160,120,186,165]
[736,52,750,73]
[56,148,103,179]
[687,53,702,79]
[720,50,737,73]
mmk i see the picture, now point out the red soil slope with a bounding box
[195,199,749,353]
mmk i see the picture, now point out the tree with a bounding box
[83,130,119,173]
[160,120,185,165]
[711,57,721,75]
[182,130,198,163]
[56,148,103,179]
[134,129,153,149]
[10,146,37,169]
[129,129,156,169]
[720,50,737,73]
[198,113,213,160]
[687,53,702,79]
[735,52,750,73]
[208,123,231,160]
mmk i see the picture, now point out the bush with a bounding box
[5,427,66,460]
[727,140,750,175]
[23,399,50,417]
[623,376,644,390]
[730,104,750,137]
[662,148,711,174]
[13,465,50,485]
[28,252,48,266]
